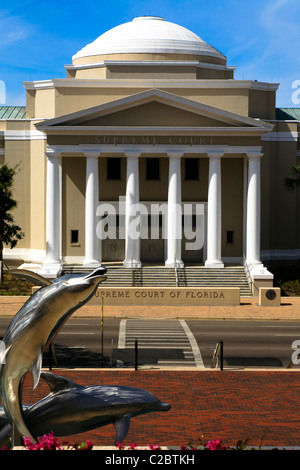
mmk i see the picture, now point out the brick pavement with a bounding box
[20,369,300,448]
[1,294,300,449]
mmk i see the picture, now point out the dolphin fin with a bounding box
[31,350,43,389]
[113,414,131,444]
[40,371,80,394]
[4,269,53,287]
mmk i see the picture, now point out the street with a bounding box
[0,317,300,370]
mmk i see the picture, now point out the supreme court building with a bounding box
[1,16,299,293]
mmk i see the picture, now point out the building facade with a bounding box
[1,16,299,290]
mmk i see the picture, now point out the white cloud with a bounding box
[259,0,300,57]
[0,10,32,48]
[231,0,300,106]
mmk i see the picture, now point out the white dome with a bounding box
[73,16,226,62]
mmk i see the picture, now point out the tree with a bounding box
[285,164,300,191]
[0,164,24,279]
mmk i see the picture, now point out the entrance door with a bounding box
[100,210,125,262]
[181,203,205,264]
[102,234,125,261]
[141,213,165,263]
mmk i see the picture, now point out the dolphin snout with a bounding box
[158,402,171,411]
[85,266,107,280]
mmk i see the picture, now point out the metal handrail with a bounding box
[174,259,179,287]
[243,255,252,290]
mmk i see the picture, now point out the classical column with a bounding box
[246,155,262,266]
[165,154,184,268]
[205,154,224,268]
[123,153,141,268]
[83,154,101,266]
[45,153,62,265]
[243,157,248,256]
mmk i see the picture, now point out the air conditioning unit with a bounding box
[259,287,281,306]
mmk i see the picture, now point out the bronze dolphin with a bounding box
[0,372,171,448]
[0,267,107,444]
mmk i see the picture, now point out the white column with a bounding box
[45,153,62,264]
[243,156,248,256]
[83,154,101,266]
[165,154,184,268]
[41,153,62,276]
[246,155,262,266]
[205,155,224,268]
[123,153,141,268]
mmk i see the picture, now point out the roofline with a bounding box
[35,88,274,132]
[65,60,236,72]
[23,78,279,92]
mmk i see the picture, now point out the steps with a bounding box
[139,267,176,287]
[183,266,252,297]
[62,264,252,296]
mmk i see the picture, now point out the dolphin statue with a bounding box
[0,372,171,448]
[0,266,107,444]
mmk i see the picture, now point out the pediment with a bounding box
[72,101,239,128]
[36,88,273,134]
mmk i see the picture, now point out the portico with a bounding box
[39,145,264,280]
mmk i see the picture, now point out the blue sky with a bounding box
[0,0,299,107]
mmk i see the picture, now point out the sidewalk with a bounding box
[0,295,299,320]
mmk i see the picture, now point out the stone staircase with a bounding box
[182,266,252,297]
[62,264,252,296]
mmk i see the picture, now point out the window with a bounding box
[185,158,199,180]
[70,230,79,244]
[226,230,234,245]
[107,158,121,180]
[146,158,160,180]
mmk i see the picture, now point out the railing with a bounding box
[174,261,179,287]
[131,263,142,287]
[243,255,253,293]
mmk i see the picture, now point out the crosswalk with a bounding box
[117,319,204,368]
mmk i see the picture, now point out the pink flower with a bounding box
[205,439,229,451]
[116,442,125,450]
[23,431,63,450]
[128,443,138,450]
[23,432,94,451]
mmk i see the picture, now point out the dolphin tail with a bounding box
[113,414,131,444]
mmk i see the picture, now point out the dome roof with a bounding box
[73,16,226,62]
